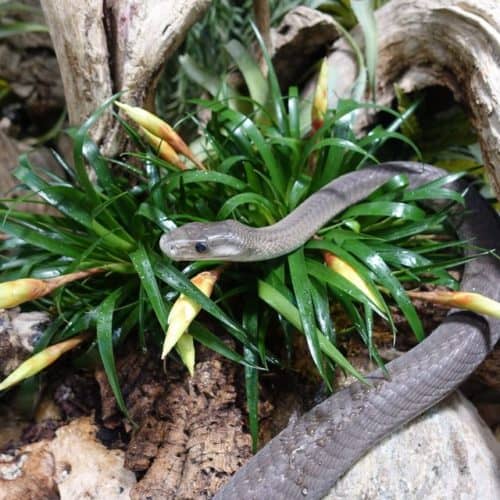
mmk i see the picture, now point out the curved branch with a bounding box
[326,0,500,199]
[40,0,113,144]
[40,0,212,154]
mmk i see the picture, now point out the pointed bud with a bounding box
[162,268,222,361]
[311,58,329,133]
[140,127,188,170]
[0,269,103,309]
[0,279,52,309]
[407,290,500,318]
[176,333,195,376]
[115,102,205,169]
[324,252,383,309]
[0,333,89,391]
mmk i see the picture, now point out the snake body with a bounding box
[160,162,500,499]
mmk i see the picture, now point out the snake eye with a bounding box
[195,242,208,253]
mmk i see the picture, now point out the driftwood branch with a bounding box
[39,0,212,154]
[325,0,500,199]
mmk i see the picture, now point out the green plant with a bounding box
[0,2,48,38]
[3,103,476,433]
[0,27,483,448]
[157,0,384,133]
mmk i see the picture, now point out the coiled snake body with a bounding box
[161,162,500,499]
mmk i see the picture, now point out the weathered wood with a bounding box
[39,0,113,146]
[324,0,500,199]
[39,0,212,154]
[271,6,339,91]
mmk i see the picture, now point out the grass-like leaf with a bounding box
[351,0,378,97]
[0,23,479,443]
[289,248,327,383]
[130,245,169,329]
[344,239,424,340]
[258,280,367,383]
[96,289,130,419]
[225,39,268,108]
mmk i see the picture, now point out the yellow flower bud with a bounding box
[115,102,205,170]
[176,333,195,376]
[407,290,500,319]
[0,268,103,309]
[0,279,52,308]
[162,268,222,361]
[0,333,89,391]
[324,252,383,309]
[311,58,329,133]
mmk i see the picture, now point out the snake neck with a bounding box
[215,162,500,499]
[240,164,437,261]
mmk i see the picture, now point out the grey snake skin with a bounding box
[209,162,500,499]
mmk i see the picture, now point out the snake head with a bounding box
[159,220,248,261]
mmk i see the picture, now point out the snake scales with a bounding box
[160,162,500,499]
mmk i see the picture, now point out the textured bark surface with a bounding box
[271,6,339,91]
[128,362,251,499]
[94,346,252,499]
[324,0,500,199]
[39,0,212,154]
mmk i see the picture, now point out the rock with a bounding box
[0,308,50,376]
[0,444,58,499]
[51,417,136,499]
[325,392,500,499]
[0,417,136,499]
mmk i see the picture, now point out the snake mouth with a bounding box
[159,233,180,259]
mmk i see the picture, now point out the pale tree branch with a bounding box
[40,0,212,155]
[323,0,500,199]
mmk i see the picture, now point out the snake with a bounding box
[160,162,500,499]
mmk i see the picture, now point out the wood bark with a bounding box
[324,0,500,199]
[39,0,212,155]
[271,6,339,91]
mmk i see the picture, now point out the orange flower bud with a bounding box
[140,127,188,170]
